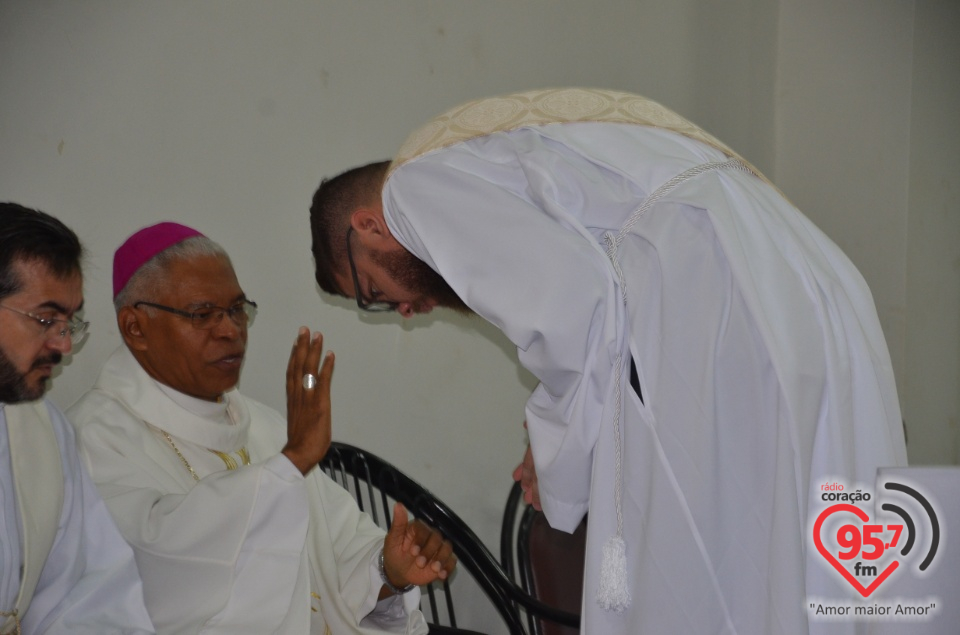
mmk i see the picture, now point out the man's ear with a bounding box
[350,205,391,245]
[117,306,149,352]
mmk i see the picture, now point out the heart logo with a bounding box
[813,503,901,597]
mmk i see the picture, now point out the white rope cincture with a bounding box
[596,157,750,613]
[604,157,752,292]
[596,344,630,612]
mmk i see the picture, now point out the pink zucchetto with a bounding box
[113,222,205,298]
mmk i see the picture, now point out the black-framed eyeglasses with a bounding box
[133,299,258,329]
[0,304,89,345]
[346,226,399,312]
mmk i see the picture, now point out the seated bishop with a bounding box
[68,222,455,635]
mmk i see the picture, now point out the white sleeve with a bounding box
[74,418,310,634]
[25,404,155,635]
[303,470,421,629]
[359,550,422,630]
[383,145,627,530]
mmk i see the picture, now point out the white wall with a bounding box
[1,1,956,631]
[775,0,914,388]
[904,0,960,465]
[774,0,960,465]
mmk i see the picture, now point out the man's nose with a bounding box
[211,313,244,338]
[47,332,73,355]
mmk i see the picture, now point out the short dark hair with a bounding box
[0,203,84,301]
[309,160,390,296]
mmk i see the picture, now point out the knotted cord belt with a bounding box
[596,157,753,611]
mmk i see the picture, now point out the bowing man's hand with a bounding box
[379,503,457,599]
[282,327,335,475]
[512,423,542,511]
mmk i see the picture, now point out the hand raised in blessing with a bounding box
[282,327,335,475]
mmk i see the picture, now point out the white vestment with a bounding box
[382,97,907,634]
[0,400,154,635]
[67,347,426,635]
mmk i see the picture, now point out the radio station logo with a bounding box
[809,478,943,620]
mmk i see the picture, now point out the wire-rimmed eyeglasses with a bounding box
[133,299,257,329]
[346,226,398,313]
[0,304,89,345]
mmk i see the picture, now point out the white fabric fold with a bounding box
[382,120,907,634]
[1,400,154,634]
[69,347,425,634]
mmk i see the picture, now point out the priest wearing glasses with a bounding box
[0,203,155,634]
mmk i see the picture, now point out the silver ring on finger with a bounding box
[302,373,317,390]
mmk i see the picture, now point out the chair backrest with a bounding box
[319,443,457,627]
[501,482,584,635]
[320,442,579,635]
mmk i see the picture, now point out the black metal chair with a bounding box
[319,442,579,635]
[500,482,584,635]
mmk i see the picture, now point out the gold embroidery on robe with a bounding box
[390,87,773,190]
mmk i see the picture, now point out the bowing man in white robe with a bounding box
[0,203,154,635]
[68,222,455,635]
[308,89,908,635]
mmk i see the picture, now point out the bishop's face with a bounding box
[129,255,249,401]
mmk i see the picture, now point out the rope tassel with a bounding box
[597,535,630,612]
